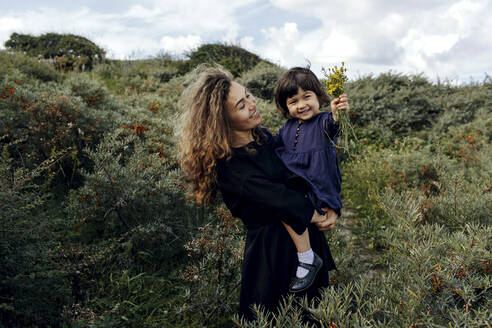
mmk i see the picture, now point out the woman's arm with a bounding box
[242,174,316,234]
[314,208,338,231]
[219,172,316,235]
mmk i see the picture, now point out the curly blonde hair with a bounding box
[177,66,236,204]
[178,66,267,204]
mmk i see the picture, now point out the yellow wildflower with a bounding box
[324,62,348,98]
[322,62,356,153]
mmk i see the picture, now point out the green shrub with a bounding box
[238,170,491,327]
[94,59,183,95]
[159,67,180,83]
[344,110,491,236]
[174,206,244,327]
[68,206,241,328]
[377,190,491,327]
[431,83,492,133]
[0,50,60,82]
[77,269,176,327]
[2,46,491,327]
[345,73,440,143]
[5,32,105,70]
[344,72,492,146]
[67,125,191,240]
[69,74,114,109]
[342,142,393,248]
[0,144,74,327]
[255,99,285,133]
[0,74,121,191]
[183,44,263,77]
[238,62,285,100]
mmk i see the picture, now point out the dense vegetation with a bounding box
[1,37,491,327]
[5,33,105,71]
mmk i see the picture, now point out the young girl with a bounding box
[274,67,348,293]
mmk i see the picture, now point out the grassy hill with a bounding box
[1,42,491,327]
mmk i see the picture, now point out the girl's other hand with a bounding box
[330,94,350,121]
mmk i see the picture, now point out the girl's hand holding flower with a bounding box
[323,62,357,152]
[330,94,350,122]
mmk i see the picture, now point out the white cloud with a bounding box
[259,22,303,65]
[160,35,202,55]
[0,17,23,32]
[221,28,240,44]
[316,30,359,63]
[446,0,483,31]
[376,13,405,39]
[123,0,254,38]
[239,36,255,52]
[0,16,24,49]
[0,0,490,82]
[125,4,159,19]
[262,22,300,49]
[399,30,460,71]
[263,0,492,81]
[0,0,258,58]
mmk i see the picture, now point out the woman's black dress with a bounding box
[216,129,337,321]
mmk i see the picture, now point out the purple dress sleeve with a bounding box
[322,111,340,140]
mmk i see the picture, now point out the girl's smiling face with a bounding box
[286,87,321,121]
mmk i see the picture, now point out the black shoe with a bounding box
[288,252,323,293]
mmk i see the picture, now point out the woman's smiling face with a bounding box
[226,81,262,132]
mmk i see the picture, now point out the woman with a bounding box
[177,66,338,321]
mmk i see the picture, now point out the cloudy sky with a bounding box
[1,0,491,83]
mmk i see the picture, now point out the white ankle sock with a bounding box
[296,248,314,278]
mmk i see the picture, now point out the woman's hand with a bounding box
[314,208,338,231]
[330,94,350,122]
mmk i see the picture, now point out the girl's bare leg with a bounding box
[281,221,315,280]
[281,221,310,252]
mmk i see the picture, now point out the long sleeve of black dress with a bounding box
[217,167,314,235]
[216,128,336,320]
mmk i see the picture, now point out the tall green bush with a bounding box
[0,50,60,82]
[174,206,244,327]
[239,159,491,327]
[344,72,492,146]
[67,128,188,240]
[182,44,263,77]
[5,32,105,70]
[238,62,285,100]
[2,42,491,327]
[0,143,74,327]
[0,74,121,192]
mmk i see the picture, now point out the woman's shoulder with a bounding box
[216,147,257,175]
[216,151,261,189]
[217,130,276,173]
[216,155,243,184]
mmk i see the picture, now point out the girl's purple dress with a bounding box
[275,111,342,216]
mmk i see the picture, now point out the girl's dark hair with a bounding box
[275,67,331,118]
